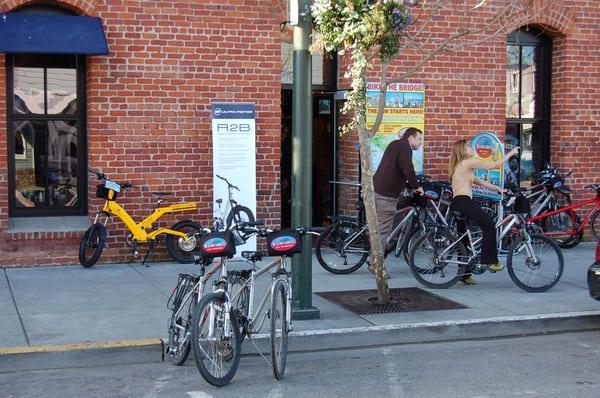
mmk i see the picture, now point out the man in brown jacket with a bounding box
[370,127,424,276]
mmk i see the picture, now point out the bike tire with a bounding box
[230,277,250,343]
[540,212,583,249]
[590,211,600,241]
[226,205,255,230]
[191,292,241,387]
[166,220,203,263]
[393,214,414,258]
[167,292,196,366]
[78,224,107,268]
[271,280,289,380]
[507,234,564,292]
[408,232,466,289]
[401,225,421,264]
[315,222,369,274]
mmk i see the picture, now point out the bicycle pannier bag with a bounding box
[199,231,236,259]
[266,230,303,256]
[96,184,118,201]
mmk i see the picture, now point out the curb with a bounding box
[2,311,600,372]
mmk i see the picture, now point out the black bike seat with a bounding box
[152,192,173,197]
[241,251,264,262]
[216,199,223,204]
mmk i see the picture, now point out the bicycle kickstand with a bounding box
[142,243,154,267]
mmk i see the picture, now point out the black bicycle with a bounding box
[315,178,449,274]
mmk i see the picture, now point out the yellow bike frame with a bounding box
[99,191,197,243]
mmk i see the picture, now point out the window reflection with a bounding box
[11,54,81,212]
[520,46,537,118]
[47,68,77,114]
[14,67,44,114]
[14,120,45,207]
[47,121,78,207]
[506,45,520,118]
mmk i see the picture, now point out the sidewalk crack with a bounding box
[3,268,31,346]
[127,264,170,297]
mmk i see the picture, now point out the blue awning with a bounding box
[0,13,109,55]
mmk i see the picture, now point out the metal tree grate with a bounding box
[317,287,467,315]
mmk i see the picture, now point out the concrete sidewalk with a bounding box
[1,242,599,369]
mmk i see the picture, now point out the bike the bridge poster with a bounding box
[366,82,425,175]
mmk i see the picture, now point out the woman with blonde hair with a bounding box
[449,139,519,284]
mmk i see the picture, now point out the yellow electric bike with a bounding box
[79,170,202,267]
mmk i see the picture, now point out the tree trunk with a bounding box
[357,127,391,304]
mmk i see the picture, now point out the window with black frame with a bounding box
[505,28,552,186]
[8,53,87,215]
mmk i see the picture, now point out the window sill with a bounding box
[9,216,90,233]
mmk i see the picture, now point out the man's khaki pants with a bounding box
[374,193,398,252]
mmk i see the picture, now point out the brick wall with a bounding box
[0,0,283,266]
[1,0,599,267]
[336,0,599,220]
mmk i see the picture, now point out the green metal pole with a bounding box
[291,0,319,320]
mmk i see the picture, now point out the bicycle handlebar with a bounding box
[89,170,106,180]
[216,174,240,191]
[234,221,322,237]
[89,170,133,189]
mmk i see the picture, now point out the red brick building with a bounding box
[0,0,598,267]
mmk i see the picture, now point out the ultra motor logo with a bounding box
[473,135,495,158]
[271,236,297,252]
[203,237,228,254]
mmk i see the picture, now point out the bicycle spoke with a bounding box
[316,223,369,274]
[192,294,241,386]
[507,235,564,292]
[408,232,465,289]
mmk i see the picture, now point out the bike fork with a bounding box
[286,279,293,332]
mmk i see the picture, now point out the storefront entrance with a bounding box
[280,90,334,228]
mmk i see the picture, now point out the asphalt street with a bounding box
[2,331,600,398]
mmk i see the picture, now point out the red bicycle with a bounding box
[528,184,600,248]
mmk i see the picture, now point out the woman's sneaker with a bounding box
[483,262,504,272]
[461,276,477,285]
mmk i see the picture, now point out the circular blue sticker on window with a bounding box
[203,237,227,254]
[271,236,297,252]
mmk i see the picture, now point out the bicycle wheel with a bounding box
[393,214,414,258]
[541,211,583,249]
[315,222,369,274]
[401,225,422,264]
[226,205,255,230]
[271,279,289,380]
[590,211,600,241]
[507,234,564,292]
[408,232,467,289]
[230,277,250,343]
[166,220,202,263]
[167,293,196,366]
[78,224,107,268]
[191,292,241,387]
